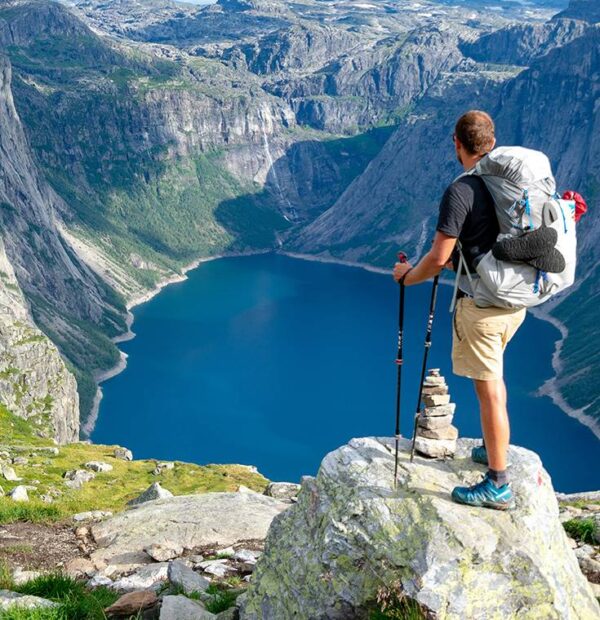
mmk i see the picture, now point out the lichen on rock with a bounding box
[241,437,600,619]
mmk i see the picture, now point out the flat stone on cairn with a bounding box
[415,369,458,458]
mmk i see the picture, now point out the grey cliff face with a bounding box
[0,238,79,443]
[460,18,588,66]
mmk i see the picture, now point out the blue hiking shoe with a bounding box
[451,474,515,510]
[471,445,488,465]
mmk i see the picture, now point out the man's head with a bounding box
[453,110,496,168]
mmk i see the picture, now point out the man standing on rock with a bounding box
[393,110,525,510]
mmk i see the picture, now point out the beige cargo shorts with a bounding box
[452,297,526,381]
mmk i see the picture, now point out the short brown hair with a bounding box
[454,110,495,155]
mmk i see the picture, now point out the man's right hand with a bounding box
[393,261,413,283]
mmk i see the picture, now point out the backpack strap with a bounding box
[449,241,475,313]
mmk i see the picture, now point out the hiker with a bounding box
[393,110,524,510]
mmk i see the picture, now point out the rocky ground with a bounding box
[0,481,298,618]
[0,435,598,618]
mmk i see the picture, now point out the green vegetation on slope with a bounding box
[0,406,269,524]
[552,262,600,423]
[0,572,119,620]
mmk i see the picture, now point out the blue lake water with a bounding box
[93,253,599,493]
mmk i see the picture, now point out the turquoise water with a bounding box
[93,253,599,492]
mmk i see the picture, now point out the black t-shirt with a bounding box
[436,175,498,272]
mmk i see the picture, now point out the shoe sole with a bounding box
[452,496,515,511]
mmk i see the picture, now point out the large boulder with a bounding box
[241,437,600,620]
[91,492,289,570]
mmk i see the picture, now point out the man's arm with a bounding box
[393,231,457,285]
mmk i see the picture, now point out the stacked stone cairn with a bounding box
[414,368,458,458]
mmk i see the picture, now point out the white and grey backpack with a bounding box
[451,146,578,311]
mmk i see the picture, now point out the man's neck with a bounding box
[462,153,486,171]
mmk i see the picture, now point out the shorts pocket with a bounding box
[453,309,463,342]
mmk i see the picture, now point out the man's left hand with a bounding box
[393,261,413,283]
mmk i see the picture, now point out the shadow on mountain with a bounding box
[213,124,396,251]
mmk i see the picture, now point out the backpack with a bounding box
[450,146,578,311]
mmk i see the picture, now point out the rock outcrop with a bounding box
[91,492,289,572]
[241,437,599,619]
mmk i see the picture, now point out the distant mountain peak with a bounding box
[556,0,600,22]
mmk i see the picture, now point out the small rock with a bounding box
[215,546,235,558]
[189,554,205,565]
[114,447,133,461]
[12,457,28,466]
[421,385,449,396]
[414,437,457,459]
[75,525,90,539]
[12,568,42,586]
[145,542,183,562]
[575,544,595,560]
[216,608,239,620]
[264,482,300,502]
[36,447,59,456]
[105,590,157,616]
[417,414,454,430]
[578,555,600,582]
[63,469,95,489]
[73,510,113,522]
[417,425,459,441]
[423,403,456,417]
[88,575,114,588]
[0,589,57,610]
[152,462,174,475]
[422,394,451,407]
[233,549,261,564]
[168,560,210,594]
[236,485,257,494]
[159,595,215,620]
[65,558,96,578]
[1,465,21,482]
[567,537,578,549]
[85,461,113,473]
[8,486,28,502]
[423,376,446,387]
[199,560,233,578]
[559,506,583,523]
[127,482,173,506]
[112,563,169,593]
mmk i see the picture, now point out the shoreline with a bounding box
[530,306,600,440]
[84,247,600,443]
[83,248,271,438]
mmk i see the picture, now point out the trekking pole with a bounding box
[410,274,440,463]
[393,252,408,488]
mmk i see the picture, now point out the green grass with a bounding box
[369,599,426,620]
[0,573,122,620]
[0,406,269,523]
[563,518,597,545]
[204,584,238,613]
[0,561,13,590]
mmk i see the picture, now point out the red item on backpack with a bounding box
[562,191,588,223]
